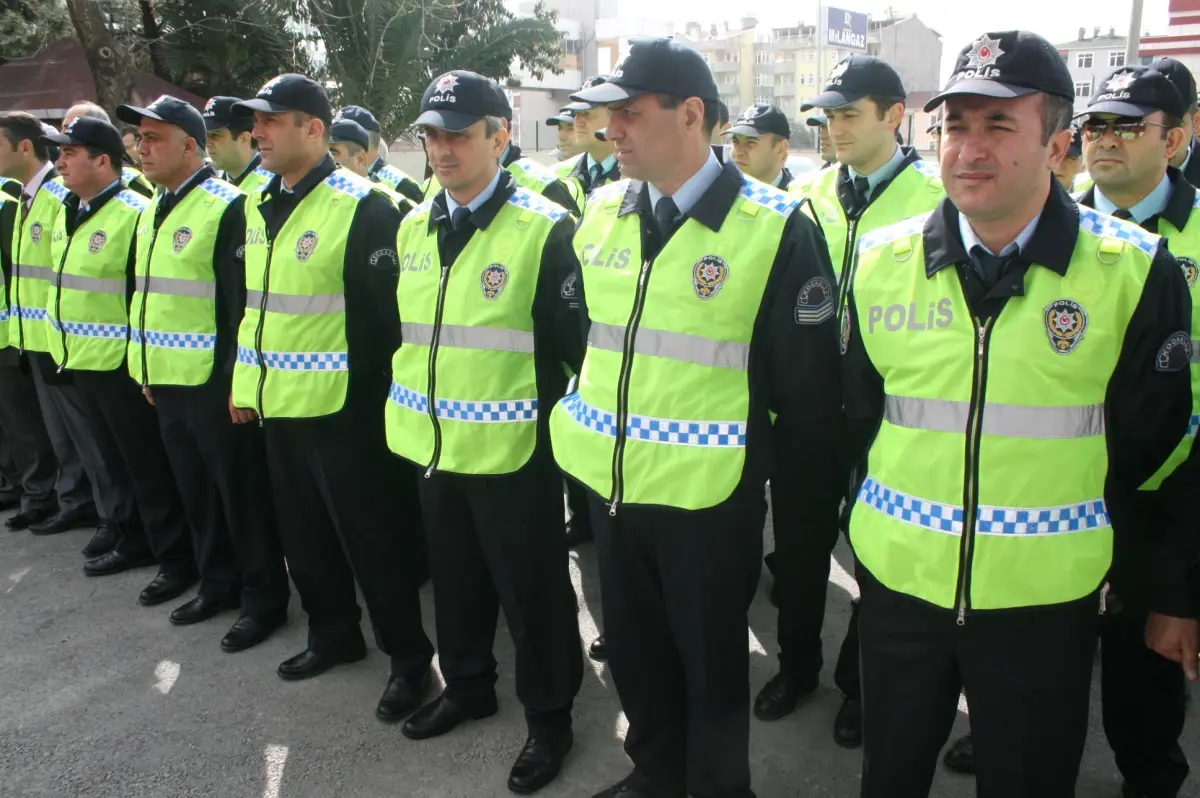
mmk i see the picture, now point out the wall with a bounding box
[877,17,942,93]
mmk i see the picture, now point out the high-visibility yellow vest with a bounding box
[0,191,14,348]
[232,161,273,196]
[129,176,242,386]
[386,187,567,474]
[849,206,1160,611]
[550,177,795,511]
[47,187,149,371]
[9,176,69,353]
[371,161,422,201]
[506,158,582,209]
[123,167,154,197]
[232,169,372,419]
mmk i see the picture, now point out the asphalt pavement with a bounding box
[0,507,1195,798]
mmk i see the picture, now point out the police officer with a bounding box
[1152,58,1200,187]
[327,118,406,202]
[385,71,584,794]
[561,77,621,198]
[545,108,578,161]
[202,96,273,195]
[553,37,841,798]
[806,112,836,168]
[334,105,425,204]
[229,75,434,717]
[927,114,942,161]
[843,32,1196,797]
[725,104,793,188]
[61,102,155,198]
[115,96,291,648]
[40,117,198,602]
[1055,126,1084,191]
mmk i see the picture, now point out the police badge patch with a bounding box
[481,263,509,300]
[295,231,318,262]
[88,231,107,254]
[561,272,577,299]
[172,227,193,254]
[1156,331,1192,372]
[1044,299,1088,354]
[1179,257,1198,288]
[692,255,729,300]
[795,276,834,325]
[29,222,42,244]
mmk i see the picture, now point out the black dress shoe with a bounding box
[30,505,98,536]
[376,669,432,723]
[6,505,57,531]
[753,671,818,721]
[401,692,499,740]
[81,521,119,558]
[169,594,240,625]
[1121,782,1147,798]
[221,613,286,653]
[590,776,657,798]
[588,635,607,662]
[277,644,367,681]
[833,696,863,748]
[565,518,594,547]
[83,549,156,577]
[942,733,975,774]
[139,570,199,606]
[508,729,573,794]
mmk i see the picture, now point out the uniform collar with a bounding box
[618,158,744,232]
[443,165,505,218]
[924,180,1078,278]
[70,177,124,222]
[501,143,522,168]
[428,169,515,233]
[369,155,388,177]
[24,161,54,200]
[232,152,263,187]
[586,152,617,174]
[1079,167,1195,232]
[645,148,722,219]
[164,164,214,203]
[958,208,1041,257]
[271,154,337,200]
[848,143,905,194]
[1093,172,1173,225]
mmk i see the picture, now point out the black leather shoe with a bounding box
[220,613,286,653]
[508,729,573,794]
[591,776,658,798]
[401,692,499,740]
[30,505,98,536]
[83,549,156,577]
[1121,782,1147,798]
[81,521,119,558]
[588,635,607,662]
[833,696,863,748]
[6,505,57,531]
[169,594,240,625]
[565,518,594,547]
[277,643,367,681]
[139,570,199,606]
[376,669,432,723]
[942,733,975,774]
[753,671,818,721]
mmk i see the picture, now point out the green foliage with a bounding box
[0,0,72,67]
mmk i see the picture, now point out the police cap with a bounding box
[1083,65,1185,120]
[805,113,829,128]
[117,94,207,145]
[1149,58,1197,113]
[335,105,381,133]
[569,37,718,105]
[201,96,244,132]
[925,31,1074,112]
[801,56,906,111]
[330,119,370,151]
[233,74,334,126]
[725,104,791,139]
[564,77,609,112]
[41,116,124,162]
[546,109,575,127]
[415,71,512,132]
[1066,126,1082,158]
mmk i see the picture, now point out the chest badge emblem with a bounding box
[172,227,193,254]
[481,263,509,300]
[295,230,318,262]
[1044,299,1088,354]
[88,231,107,254]
[693,255,729,300]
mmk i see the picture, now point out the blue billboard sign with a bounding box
[826,7,868,51]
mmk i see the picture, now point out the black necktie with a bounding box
[1111,208,1133,220]
[970,246,1009,289]
[853,176,871,207]
[589,163,604,187]
[654,196,679,237]
[451,206,471,231]
[20,191,31,219]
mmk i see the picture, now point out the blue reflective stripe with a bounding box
[560,392,747,447]
[132,329,217,350]
[50,319,128,339]
[1188,414,1200,439]
[12,305,48,321]
[857,477,1110,537]
[1076,205,1159,256]
[389,381,538,422]
[236,345,348,371]
[0,309,8,323]
[739,177,798,218]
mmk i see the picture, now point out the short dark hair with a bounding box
[716,100,729,126]
[120,125,140,142]
[658,94,721,136]
[1040,93,1074,145]
[865,94,905,124]
[1163,113,1184,139]
[0,111,50,161]
[82,145,121,175]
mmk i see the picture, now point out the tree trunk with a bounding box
[64,0,139,114]
[139,0,165,77]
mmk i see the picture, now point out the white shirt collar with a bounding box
[646,148,722,218]
[24,161,54,200]
[445,165,504,217]
[165,166,208,198]
[1093,173,1173,224]
[958,210,1042,257]
[848,144,906,196]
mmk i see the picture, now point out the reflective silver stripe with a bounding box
[1192,340,1200,364]
[245,290,345,315]
[401,322,535,353]
[135,275,216,300]
[884,395,1105,439]
[13,265,54,281]
[56,273,125,295]
[587,321,749,370]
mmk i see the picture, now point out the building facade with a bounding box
[1055,27,1131,113]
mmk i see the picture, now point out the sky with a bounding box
[620,0,1172,85]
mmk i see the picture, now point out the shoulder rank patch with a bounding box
[1156,331,1193,372]
[795,276,834,325]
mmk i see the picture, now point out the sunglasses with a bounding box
[1081,117,1167,142]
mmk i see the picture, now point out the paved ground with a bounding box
[0,508,1195,798]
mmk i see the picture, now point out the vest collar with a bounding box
[269,154,337,201]
[64,178,125,231]
[428,169,516,234]
[501,144,523,169]
[232,153,263,189]
[836,146,923,215]
[924,180,1077,279]
[616,160,745,232]
[1077,166,1194,233]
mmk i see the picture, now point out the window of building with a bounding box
[756,50,771,65]
[723,74,738,85]
[755,94,771,106]
[1108,51,1125,67]
[1074,80,1092,98]
[779,73,795,86]
[1140,55,1154,66]
[1076,52,1093,68]
[755,73,774,87]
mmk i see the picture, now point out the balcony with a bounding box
[772,35,817,49]
[718,82,740,96]
[711,60,741,73]
[772,59,796,73]
[774,83,796,97]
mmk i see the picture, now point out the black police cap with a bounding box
[335,105,381,134]
[233,74,333,126]
[926,115,942,135]
[546,109,575,127]
[415,71,512,132]
[330,119,370,151]
[570,37,718,105]
[594,128,608,142]
[801,56,906,111]
[41,116,124,162]
[1083,65,1186,120]
[201,96,244,131]
[564,76,609,112]
[805,113,828,128]
[117,94,207,146]
[926,31,1074,112]
[725,104,791,139]
[1149,58,1197,113]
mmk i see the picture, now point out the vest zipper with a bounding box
[956,316,994,625]
[423,264,452,478]
[253,237,274,427]
[137,223,161,387]
[608,258,653,516]
[836,217,859,322]
[52,235,76,373]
